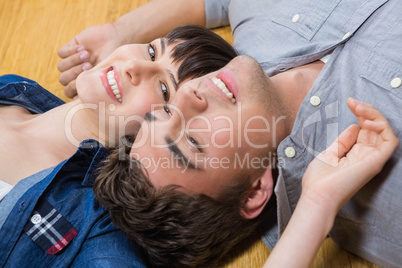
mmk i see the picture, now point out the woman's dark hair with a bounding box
[166,25,238,83]
[94,138,264,267]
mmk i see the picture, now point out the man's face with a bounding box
[131,56,279,198]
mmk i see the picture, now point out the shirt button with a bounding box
[292,14,300,23]
[31,214,42,225]
[390,77,402,89]
[310,96,321,106]
[285,147,296,158]
[342,32,351,40]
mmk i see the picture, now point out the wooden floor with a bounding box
[0,1,378,267]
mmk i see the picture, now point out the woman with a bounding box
[0,25,237,191]
[0,25,236,267]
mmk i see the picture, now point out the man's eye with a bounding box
[148,44,156,61]
[187,134,202,153]
[164,105,172,116]
[161,83,170,102]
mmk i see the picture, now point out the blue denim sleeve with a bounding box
[0,74,37,89]
[0,74,64,113]
[71,230,147,268]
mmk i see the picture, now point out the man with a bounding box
[59,0,402,267]
[94,55,398,267]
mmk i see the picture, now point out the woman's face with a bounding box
[76,38,181,142]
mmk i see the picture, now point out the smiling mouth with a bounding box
[211,77,236,104]
[107,68,122,102]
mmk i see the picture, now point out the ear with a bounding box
[240,168,274,219]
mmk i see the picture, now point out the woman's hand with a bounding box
[57,23,123,98]
[56,0,206,99]
[302,97,399,216]
[264,98,399,268]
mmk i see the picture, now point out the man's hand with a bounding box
[302,98,399,213]
[57,23,122,98]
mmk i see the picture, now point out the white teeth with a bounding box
[212,77,236,103]
[217,81,228,93]
[107,70,122,102]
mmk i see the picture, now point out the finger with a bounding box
[318,124,360,166]
[349,99,398,145]
[328,124,360,157]
[59,62,92,86]
[361,120,386,147]
[350,105,400,171]
[64,79,77,99]
[347,98,365,127]
[347,98,386,123]
[363,119,387,133]
[58,42,83,58]
[364,119,399,155]
[347,99,390,146]
[57,50,90,72]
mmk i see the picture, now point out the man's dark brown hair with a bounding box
[94,137,264,267]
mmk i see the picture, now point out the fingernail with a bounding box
[77,46,85,52]
[351,97,361,104]
[82,63,91,71]
[80,51,89,61]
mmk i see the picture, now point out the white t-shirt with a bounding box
[0,180,13,202]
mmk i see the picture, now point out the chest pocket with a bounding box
[271,0,341,40]
[360,14,402,99]
[23,199,78,255]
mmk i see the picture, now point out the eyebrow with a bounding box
[165,136,198,170]
[160,38,166,56]
[160,39,179,92]
[168,72,179,92]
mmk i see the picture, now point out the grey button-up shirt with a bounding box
[206,0,402,267]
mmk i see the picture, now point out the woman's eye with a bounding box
[161,83,170,102]
[148,44,156,61]
[163,105,172,117]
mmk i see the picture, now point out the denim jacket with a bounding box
[0,75,147,267]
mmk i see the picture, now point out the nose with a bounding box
[174,85,208,117]
[167,85,208,140]
[125,60,159,86]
